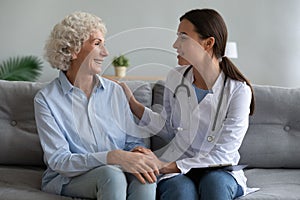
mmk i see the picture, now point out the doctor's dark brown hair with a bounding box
[180,8,255,115]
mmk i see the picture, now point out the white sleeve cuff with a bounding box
[176,160,190,174]
[139,107,152,126]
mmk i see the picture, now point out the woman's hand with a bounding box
[159,161,181,174]
[133,146,182,175]
[131,147,182,178]
[109,79,133,101]
[112,80,145,119]
[131,146,153,154]
[118,81,134,101]
[131,146,161,182]
[131,146,165,171]
[107,149,160,184]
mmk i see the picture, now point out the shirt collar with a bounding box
[59,71,73,95]
[95,74,106,90]
[59,71,105,95]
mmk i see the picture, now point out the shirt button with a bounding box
[207,136,214,142]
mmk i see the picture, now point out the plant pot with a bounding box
[114,66,127,77]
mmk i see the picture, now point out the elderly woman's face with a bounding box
[74,30,109,74]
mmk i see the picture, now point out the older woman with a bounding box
[34,11,157,200]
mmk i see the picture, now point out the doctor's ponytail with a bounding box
[220,56,255,115]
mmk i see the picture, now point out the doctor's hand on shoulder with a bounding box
[112,80,145,119]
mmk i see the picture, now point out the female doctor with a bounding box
[118,8,255,200]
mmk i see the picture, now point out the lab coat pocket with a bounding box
[200,123,225,155]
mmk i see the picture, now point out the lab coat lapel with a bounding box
[190,72,227,154]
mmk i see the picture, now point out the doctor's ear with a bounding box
[204,37,215,50]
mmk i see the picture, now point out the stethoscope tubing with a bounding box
[173,65,193,98]
[172,65,227,132]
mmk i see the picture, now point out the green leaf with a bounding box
[0,56,43,81]
[112,55,129,67]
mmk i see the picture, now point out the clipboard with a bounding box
[187,164,248,182]
[207,164,248,171]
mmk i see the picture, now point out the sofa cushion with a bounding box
[241,168,300,199]
[0,80,47,166]
[0,166,72,200]
[125,80,152,109]
[151,80,165,107]
[239,85,300,168]
[150,80,167,151]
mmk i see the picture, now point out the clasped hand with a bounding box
[128,146,163,184]
[108,147,162,184]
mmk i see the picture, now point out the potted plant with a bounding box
[0,55,43,81]
[112,54,129,77]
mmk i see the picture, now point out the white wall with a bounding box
[1,0,300,87]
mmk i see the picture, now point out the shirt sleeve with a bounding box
[176,83,252,174]
[34,92,108,178]
[114,86,148,151]
[123,104,146,151]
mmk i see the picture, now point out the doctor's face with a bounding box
[173,19,207,66]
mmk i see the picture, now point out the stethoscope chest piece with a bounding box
[207,135,214,142]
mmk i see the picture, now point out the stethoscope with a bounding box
[171,65,227,142]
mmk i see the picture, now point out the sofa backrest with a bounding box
[239,85,300,168]
[151,81,300,169]
[2,79,299,169]
[0,80,47,166]
[0,79,153,166]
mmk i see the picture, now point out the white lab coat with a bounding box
[141,65,253,195]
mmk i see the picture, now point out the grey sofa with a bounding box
[0,79,300,200]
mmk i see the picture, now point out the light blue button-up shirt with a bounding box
[34,71,144,194]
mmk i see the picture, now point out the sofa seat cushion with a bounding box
[239,168,300,199]
[0,166,72,200]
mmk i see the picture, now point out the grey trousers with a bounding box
[61,165,156,200]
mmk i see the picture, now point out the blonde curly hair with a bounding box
[44,11,107,70]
